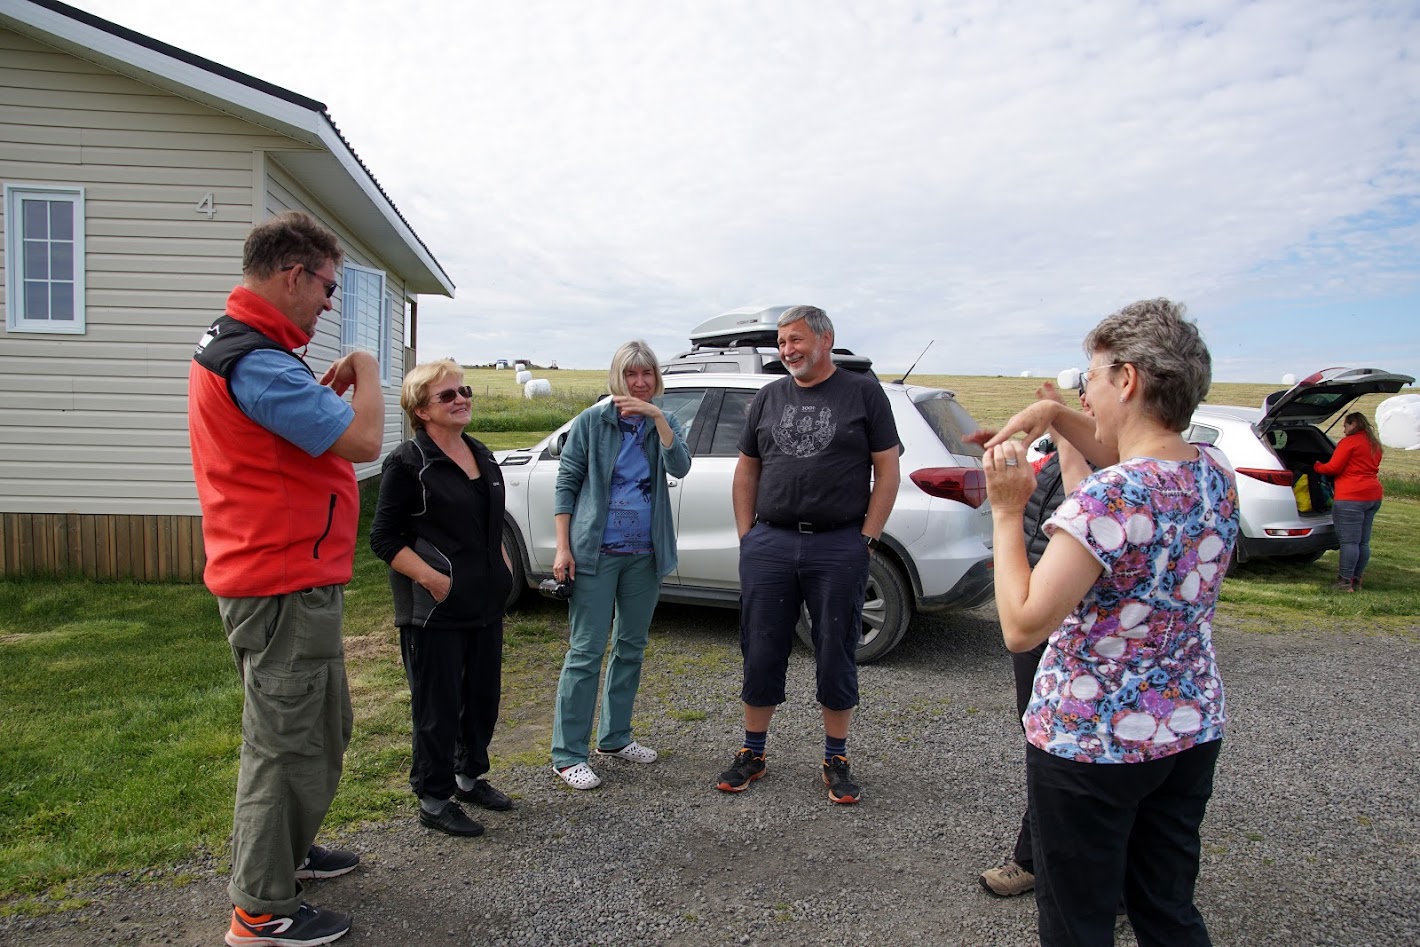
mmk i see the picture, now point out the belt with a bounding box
[755,516,862,534]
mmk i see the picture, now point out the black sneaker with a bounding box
[294,844,359,880]
[419,801,485,837]
[226,902,351,946]
[716,747,767,793]
[454,778,514,811]
[822,755,861,804]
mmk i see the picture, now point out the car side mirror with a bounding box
[548,430,569,459]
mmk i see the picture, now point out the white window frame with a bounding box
[4,183,86,334]
[340,262,390,385]
[386,290,407,378]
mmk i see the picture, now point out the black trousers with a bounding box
[1010,643,1048,871]
[399,621,503,801]
[1027,740,1221,947]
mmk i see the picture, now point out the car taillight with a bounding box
[1236,467,1294,486]
[911,468,987,508]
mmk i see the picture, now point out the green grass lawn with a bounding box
[1,373,1416,912]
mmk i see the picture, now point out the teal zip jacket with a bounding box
[553,398,691,578]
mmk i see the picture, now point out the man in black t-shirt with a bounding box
[714,305,900,804]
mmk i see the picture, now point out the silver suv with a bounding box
[1183,367,1413,563]
[496,310,996,662]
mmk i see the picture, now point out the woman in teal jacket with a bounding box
[550,341,692,790]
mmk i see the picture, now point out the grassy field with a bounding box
[0,371,1415,912]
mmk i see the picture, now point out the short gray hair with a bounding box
[777,305,834,342]
[1083,298,1211,431]
[607,340,664,398]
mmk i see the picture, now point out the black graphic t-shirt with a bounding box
[738,369,899,523]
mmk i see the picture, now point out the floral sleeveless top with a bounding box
[1026,445,1240,763]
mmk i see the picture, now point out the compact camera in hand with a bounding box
[539,577,575,600]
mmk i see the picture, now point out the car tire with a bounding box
[502,522,527,612]
[794,554,912,664]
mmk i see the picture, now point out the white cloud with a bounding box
[70,0,1420,380]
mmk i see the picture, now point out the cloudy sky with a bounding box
[71,0,1420,382]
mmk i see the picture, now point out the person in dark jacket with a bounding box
[972,382,1093,898]
[370,359,514,837]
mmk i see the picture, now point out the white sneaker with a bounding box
[595,741,658,764]
[553,762,602,790]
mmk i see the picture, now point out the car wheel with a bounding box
[502,522,526,612]
[794,555,912,664]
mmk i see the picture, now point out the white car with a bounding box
[496,369,996,663]
[1183,367,1413,563]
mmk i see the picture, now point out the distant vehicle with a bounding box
[495,359,509,370]
[496,309,995,663]
[1184,367,1414,563]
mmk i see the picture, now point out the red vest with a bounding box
[188,287,359,597]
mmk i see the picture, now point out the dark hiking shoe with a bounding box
[294,844,359,880]
[455,778,514,811]
[226,902,351,946]
[419,801,485,837]
[822,755,861,804]
[716,747,767,792]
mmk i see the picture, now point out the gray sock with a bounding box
[420,796,451,815]
[455,774,477,792]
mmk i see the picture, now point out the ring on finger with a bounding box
[1004,458,1019,467]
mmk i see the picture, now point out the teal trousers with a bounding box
[551,553,658,768]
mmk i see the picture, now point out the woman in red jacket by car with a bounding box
[1314,412,1384,592]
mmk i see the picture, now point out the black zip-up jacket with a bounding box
[1024,454,1067,568]
[369,429,512,630]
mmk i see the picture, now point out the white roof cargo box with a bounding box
[688,306,793,347]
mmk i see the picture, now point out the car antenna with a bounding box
[892,340,934,385]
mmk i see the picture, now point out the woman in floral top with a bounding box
[982,299,1240,947]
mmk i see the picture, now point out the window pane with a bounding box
[339,266,386,375]
[23,199,49,237]
[51,240,74,279]
[24,280,50,319]
[659,388,707,447]
[50,283,75,320]
[23,240,50,279]
[49,201,74,240]
[710,391,755,455]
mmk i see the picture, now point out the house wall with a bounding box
[0,26,412,578]
[263,161,410,480]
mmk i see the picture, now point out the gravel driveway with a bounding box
[6,605,1418,947]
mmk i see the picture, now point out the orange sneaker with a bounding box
[225,903,351,946]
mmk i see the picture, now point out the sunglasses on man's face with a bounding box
[280,263,338,298]
[428,385,474,405]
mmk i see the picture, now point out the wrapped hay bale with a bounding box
[524,378,552,399]
[515,370,532,385]
[1376,394,1420,450]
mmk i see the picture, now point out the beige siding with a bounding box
[0,26,316,515]
[0,26,422,529]
[265,163,410,479]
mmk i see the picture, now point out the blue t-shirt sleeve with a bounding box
[229,349,355,457]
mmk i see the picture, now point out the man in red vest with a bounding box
[189,211,382,947]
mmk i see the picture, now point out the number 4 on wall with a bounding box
[195,192,216,219]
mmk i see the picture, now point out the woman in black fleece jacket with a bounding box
[370,359,514,838]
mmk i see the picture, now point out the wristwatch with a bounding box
[861,534,879,551]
